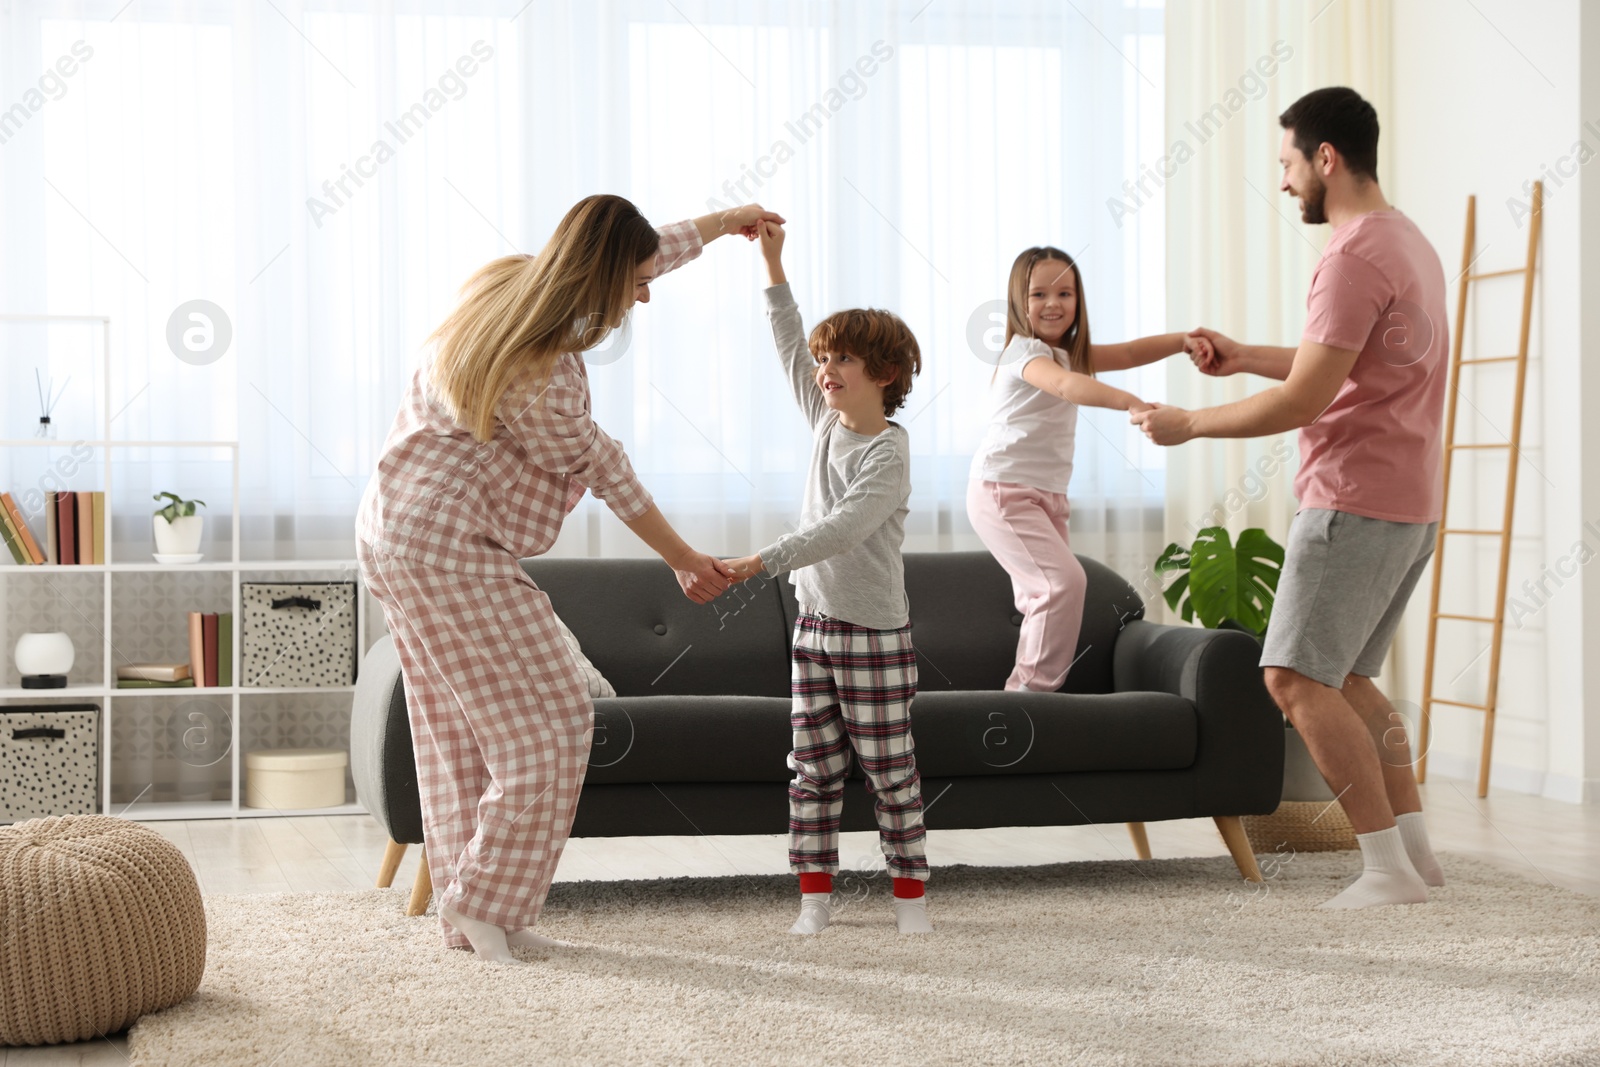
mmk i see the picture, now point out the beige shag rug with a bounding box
[126,853,1600,1066]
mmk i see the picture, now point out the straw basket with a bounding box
[1244,799,1358,853]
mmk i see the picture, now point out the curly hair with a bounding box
[806,308,922,417]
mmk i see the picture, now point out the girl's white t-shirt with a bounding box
[969,336,1078,495]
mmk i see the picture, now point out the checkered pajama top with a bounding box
[356,220,703,573]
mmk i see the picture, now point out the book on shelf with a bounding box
[117,677,197,689]
[76,491,93,564]
[24,491,106,565]
[218,613,233,687]
[188,611,207,687]
[116,662,192,682]
[91,491,105,564]
[57,492,76,565]
[202,614,219,688]
[0,506,25,564]
[1,492,45,563]
[44,494,57,564]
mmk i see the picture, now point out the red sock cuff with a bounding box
[892,877,925,899]
[799,873,833,895]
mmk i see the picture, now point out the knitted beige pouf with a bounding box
[0,815,206,1046]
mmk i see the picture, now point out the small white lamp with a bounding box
[15,631,75,689]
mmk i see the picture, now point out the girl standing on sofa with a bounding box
[357,195,781,963]
[967,246,1210,691]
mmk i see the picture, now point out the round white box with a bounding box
[245,748,348,810]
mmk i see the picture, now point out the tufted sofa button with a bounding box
[652,624,667,636]
[1011,614,1023,626]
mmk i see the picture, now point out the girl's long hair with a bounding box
[428,194,661,441]
[1004,246,1093,377]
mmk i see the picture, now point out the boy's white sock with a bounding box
[1318,826,1429,910]
[441,904,522,964]
[1395,811,1445,887]
[894,896,934,934]
[789,893,831,935]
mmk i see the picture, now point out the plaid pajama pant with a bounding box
[359,545,592,950]
[788,612,928,881]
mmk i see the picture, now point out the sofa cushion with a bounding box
[521,558,792,698]
[582,695,794,785]
[582,690,1195,786]
[904,552,1146,696]
[902,691,1196,777]
[551,612,615,698]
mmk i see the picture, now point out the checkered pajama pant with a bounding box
[788,613,928,881]
[359,546,592,949]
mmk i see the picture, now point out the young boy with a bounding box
[723,220,931,935]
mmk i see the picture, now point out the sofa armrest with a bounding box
[1111,619,1283,816]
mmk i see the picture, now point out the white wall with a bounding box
[1388,0,1598,802]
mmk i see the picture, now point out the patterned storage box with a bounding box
[1,705,101,823]
[240,582,359,688]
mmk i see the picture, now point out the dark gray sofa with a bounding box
[353,551,1283,909]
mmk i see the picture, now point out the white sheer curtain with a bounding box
[2,0,1166,574]
[1161,0,1391,613]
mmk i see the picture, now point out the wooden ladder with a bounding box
[1416,181,1542,797]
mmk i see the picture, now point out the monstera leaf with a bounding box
[1154,541,1194,622]
[1154,526,1284,634]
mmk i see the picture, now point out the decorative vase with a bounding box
[15,631,75,689]
[153,514,204,559]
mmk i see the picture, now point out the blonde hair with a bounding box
[1004,246,1094,377]
[428,195,661,441]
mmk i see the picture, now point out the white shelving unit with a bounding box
[2,314,368,821]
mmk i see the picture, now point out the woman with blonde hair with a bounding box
[357,195,783,963]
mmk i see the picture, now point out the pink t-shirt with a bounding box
[1296,210,1449,524]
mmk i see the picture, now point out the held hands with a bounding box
[718,204,786,241]
[755,221,786,285]
[1129,403,1197,446]
[1185,327,1237,376]
[721,554,764,584]
[672,550,737,605]
[757,220,784,260]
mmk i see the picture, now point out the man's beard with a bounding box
[1297,173,1328,224]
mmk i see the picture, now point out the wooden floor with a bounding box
[6,774,1596,1066]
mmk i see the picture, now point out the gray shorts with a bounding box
[1259,508,1437,689]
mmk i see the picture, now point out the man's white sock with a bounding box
[1395,811,1445,887]
[789,893,831,935]
[1319,825,1429,910]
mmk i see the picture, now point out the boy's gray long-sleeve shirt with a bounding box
[756,282,911,630]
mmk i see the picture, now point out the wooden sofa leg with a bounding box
[1214,816,1263,882]
[377,839,407,889]
[406,846,434,916]
[1126,822,1152,860]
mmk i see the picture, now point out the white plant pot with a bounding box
[153,514,204,556]
[1282,724,1336,802]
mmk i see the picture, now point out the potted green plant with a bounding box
[152,491,207,562]
[1153,525,1284,634]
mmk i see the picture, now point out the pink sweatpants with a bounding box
[966,479,1088,692]
[359,545,592,949]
